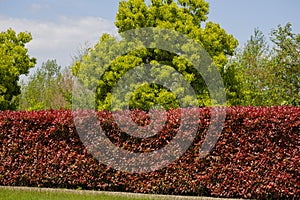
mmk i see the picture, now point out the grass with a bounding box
[0,187,156,200]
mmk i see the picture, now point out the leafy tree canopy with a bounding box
[228,23,300,106]
[270,23,300,105]
[19,60,73,111]
[0,28,36,110]
[72,0,238,111]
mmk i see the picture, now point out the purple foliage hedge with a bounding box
[0,106,299,199]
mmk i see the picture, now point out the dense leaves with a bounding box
[72,0,238,110]
[270,23,300,105]
[0,107,299,199]
[0,29,36,110]
[227,23,300,106]
[18,60,73,111]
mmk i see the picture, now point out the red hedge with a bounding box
[0,107,299,199]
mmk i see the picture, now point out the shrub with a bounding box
[0,107,299,199]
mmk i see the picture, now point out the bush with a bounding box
[0,107,299,199]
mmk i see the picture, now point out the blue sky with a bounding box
[0,0,299,68]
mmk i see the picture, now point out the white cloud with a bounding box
[30,3,49,13]
[0,16,117,68]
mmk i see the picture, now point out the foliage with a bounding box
[227,29,275,106]
[0,107,299,199]
[19,60,73,111]
[72,0,238,111]
[270,23,300,105]
[228,23,300,106]
[0,28,36,110]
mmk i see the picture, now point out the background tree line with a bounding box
[0,0,299,111]
[227,23,300,106]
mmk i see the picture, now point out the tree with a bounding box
[227,29,277,106]
[0,28,36,110]
[72,0,238,111]
[228,23,300,106]
[19,60,73,110]
[270,23,300,105]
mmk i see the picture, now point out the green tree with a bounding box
[227,29,277,106]
[72,0,238,111]
[228,23,299,106]
[19,60,73,110]
[270,23,300,105]
[0,28,36,110]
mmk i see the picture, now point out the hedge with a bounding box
[0,106,299,199]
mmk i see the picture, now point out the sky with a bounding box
[0,0,299,70]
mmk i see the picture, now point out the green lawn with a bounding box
[0,188,156,200]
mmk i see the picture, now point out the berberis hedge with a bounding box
[0,106,299,199]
